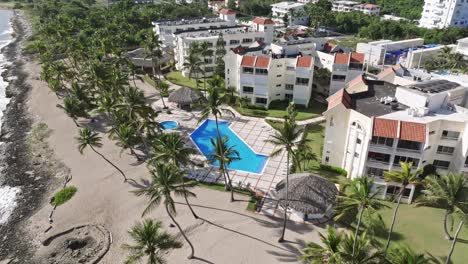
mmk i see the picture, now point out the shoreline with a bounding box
[0,11,59,262]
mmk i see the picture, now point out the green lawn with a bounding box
[166,71,211,90]
[376,202,468,263]
[236,100,327,121]
[329,37,372,50]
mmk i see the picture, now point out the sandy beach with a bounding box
[0,11,323,264]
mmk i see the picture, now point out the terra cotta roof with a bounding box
[327,89,352,110]
[219,9,236,15]
[400,121,426,143]
[240,56,256,67]
[252,17,275,25]
[334,53,349,64]
[373,118,398,138]
[296,56,313,68]
[255,57,270,68]
[350,52,365,63]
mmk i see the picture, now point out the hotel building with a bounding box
[419,0,468,29]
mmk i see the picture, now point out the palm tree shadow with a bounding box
[191,256,215,264]
[128,178,151,189]
[266,238,306,263]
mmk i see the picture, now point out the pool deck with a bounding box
[154,101,288,194]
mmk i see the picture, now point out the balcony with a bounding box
[396,147,422,154]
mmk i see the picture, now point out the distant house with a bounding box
[271,1,309,26]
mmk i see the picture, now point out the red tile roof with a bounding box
[323,42,336,53]
[241,56,256,67]
[373,118,398,138]
[400,121,426,143]
[334,53,349,64]
[252,17,275,25]
[296,56,313,68]
[350,52,365,63]
[327,89,352,110]
[255,56,270,68]
[219,9,236,15]
[346,74,365,89]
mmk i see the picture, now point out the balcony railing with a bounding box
[367,159,390,165]
[396,147,422,153]
[441,136,458,141]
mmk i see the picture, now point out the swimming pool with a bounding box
[160,121,179,130]
[190,120,268,174]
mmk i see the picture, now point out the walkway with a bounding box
[265,115,325,126]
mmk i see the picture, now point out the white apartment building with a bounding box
[297,0,319,3]
[403,44,456,69]
[356,38,426,67]
[419,0,468,29]
[208,1,225,13]
[329,52,365,95]
[323,78,468,203]
[225,52,314,107]
[457,37,468,58]
[153,9,237,48]
[271,2,309,26]
[332,1,380,15]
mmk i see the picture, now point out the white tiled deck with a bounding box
[154,101,287,194]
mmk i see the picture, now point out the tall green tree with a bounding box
[134,162,197,259]
[199,86,235,140]
[208,136,240,201]
[76,128,128,182]
[199,41,214,93]
[122,219,182,264]
[151,132,199,219]
[383,162,422,254]
[266,103,303,243]
[418,173,468,240]
[305,0,333,34]
[300,226,343,264]
[335,177,384,258]
[386,244,433,264]
[214,33,226,77]
[56,96,88,127]
[183,48,203,90]
[446,210,467,264]
[142,31,167,108]
[338,232,384,264]
[112,123,142,161]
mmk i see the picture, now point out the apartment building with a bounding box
[208,1,225,12]
[329,52,365,95]
[419,0,468,29]
[297,0,319,3]
[225,52,314,107]
[457,37,468,58]
[332,1,380,15]
[323,78,468,203]
[271,1,309,26]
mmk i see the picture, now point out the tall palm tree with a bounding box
[207,136,241,202]
[56,96,88,127]
[338,232,384,264]
[198,86,235,140]
[141,31,167,108]
[386,244,433,264]
[446,209,467,264]
[76,128,128,182]
[335,177,384,258]
[122,219,182,264]
[134,162,197,259]
[112,123,141,161]
[151,132,199,219]
[383,162,422,254]
[199,41,214,92]
[300,226,343,264]
[418,173,467,240]
[183,52,203,91]
[266,102,303,243]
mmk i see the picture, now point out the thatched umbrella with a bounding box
[275,173,338,219]
[168,87,204,108]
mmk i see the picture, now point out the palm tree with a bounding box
[122,219,182,264]
[199,41,214,92]
[134,162,197,259]
[300,226,343,264]
[266,102,303,243]
[56,96,88,127]
[448,52,467,71]
[141,31,167,108]
[383,162,422,254]
[419,173,467,240]
[386,244,432,264]
[207,136,241,201]
[112,123,141,161]
[335,177,384,258]
[76,128,128,182]
[198,86,235,140]
[151,132,199,219]
[446,209,467,264]
[183,51,203,91]
[338,232,384,264]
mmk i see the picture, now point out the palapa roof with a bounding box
[168,87,203,105]
[275,173,338,215]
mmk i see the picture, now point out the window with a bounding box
[429,130,435,135]
[242,67,254,74]
[255,68,268,75]
[397,140,422,152]
[356,138,361,144]
[242,38,253,44]
[330,116,334,127]
[367,167,387,177]
[442,130,460,140]
[433,160,450,169]
[242,86,254,94]
[204,67,214,72]
[276,75,282,77]
[207,42,214,47]
[465,156,468,167]
[254,37,264,42]
[371,136,394,147]
[285,84,294,90]
[204,58,213,64]
[394,156,420,166]
[437,146,455,155]
[296,77,309,86]
[354,152,359,158]
[276,84,281,87]
[368,152,391,164]
[286,66,295,71]
[255,97,267,104]
[285,93,293,101]
[229,39,240,45]
[332,75,346,81]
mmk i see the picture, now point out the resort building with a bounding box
[322,78,468,203]
[376,64,432,86]
[297,0,319,3]
[457,37,468,58]
[419,0,468,29]
[332,1,380,16]
[208,1,225,13]
[225,51,314,107]
[329,52,365,95]
[271,1,309,26]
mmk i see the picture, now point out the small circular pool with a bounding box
[160,121,179,130]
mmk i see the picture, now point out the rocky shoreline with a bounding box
[0,11,60,263]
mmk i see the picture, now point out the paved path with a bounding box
[265,115,325,126]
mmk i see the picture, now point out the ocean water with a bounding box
[0,9,20,226]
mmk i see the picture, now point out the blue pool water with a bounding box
[161,121,178,130]
[191,120,268,174]
[434,70,450,76]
